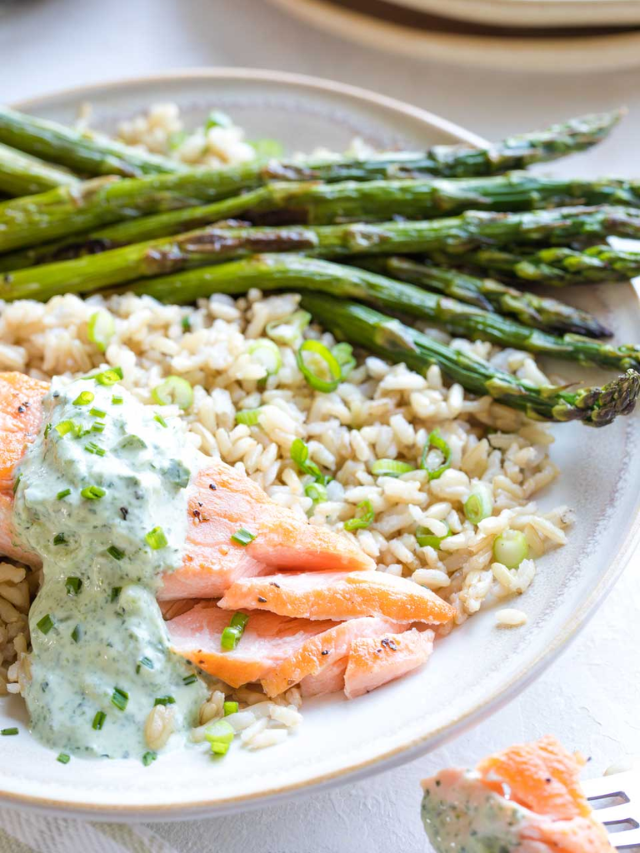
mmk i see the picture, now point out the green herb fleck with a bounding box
[111,395,123,405]
[136,656,154,673]
[37,614,54,635]
[73,390,94,406]
[110,587,122,603]
[154,696,176,707]
[89,407,106,418]
[223,701,239,716]
[145,527,168,550]
[53,533,67,546]
[111,687,129,712]
[231,528,256,546]
[142,751,157,766]
[56,488,71,500]
[154,414,168,428]
[65,577,82,596]
[71,624,82,643]
[1,727,18,736]
[182,674,197,685]
[92,711,106,731]
[57,753,71,764]
[81,485,105,500]
[106,545,125,561]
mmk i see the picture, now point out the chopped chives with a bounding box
[181,316,191,331]
[231,528,256,546]
[57,753,71,764]
[223,701,239,716]
[92,366,123,386]
[106,545,125,561]
[153,696,176,707]
[111,587,122,602]
[55,419,80,438]
[56,488,71,500]
[65,576,82,596]
[36,614,54,635]
[89,407,106,418]
[142,751,157,766]
[73,391,94,406]
[290,437,329,485]
[44,423,52,438]
[371,459,415,477]
[183,674,197,685]
[220,612,249,651]
[12,474,20,494]
[154,414,168,428]
[1,727,18,736]
[111,687,129,712]
[92,711,106,731]
[136,656,154,673]
[145,527,168,550]
[81,485,105,500]
[420,430,452,481]
[53,533,67,546]
[204,719,235,756]
[87,309,115,353]
[344,499,375,532]
[71,624,82,643]
[235,408,262,426]
[84,442,106,456]
[210,741,230,756]
[91,421,106,433]
[111,395,123,405]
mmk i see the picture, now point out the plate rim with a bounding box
[2,66,640,820]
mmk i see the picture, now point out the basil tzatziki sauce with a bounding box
[14,372,206,759]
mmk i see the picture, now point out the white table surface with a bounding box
[1,1,640,850]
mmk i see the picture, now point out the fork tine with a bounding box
[609,826,640,849]
[582,771,636,799]
[593,803,634,824]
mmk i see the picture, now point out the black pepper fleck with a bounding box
[321,650,329,656]
[257,596,267,603]
[17,406,24,413]
[209,482,217,490]
[269,582,281,588]
[120,507,129,520]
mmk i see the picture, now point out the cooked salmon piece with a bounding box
[167,602,399,691]
[299,656,348,698]
[219,570,455,624]
[0,373,375,594]
[260,614,402,697]
[0,373,47,492]
[421,736,614,852]
[344,628,434,699]
[161,464,374,599]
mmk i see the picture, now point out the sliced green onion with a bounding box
[249,138,284,159]
[87,310,115,353]
[205,110,233,129]
[65,576,82,596]
[91,421,106,433]
[291,437,328,485]
[137,656,154,673]
[81,485,105,500]
[12,475,20,494]
[493,530,529,569]
[84,442,106,456]
[73,390,94,406]
[223,701,239,716]
[220,612,249,651]
[154,696,176,707]
[231,528,256,546]
[92,711,106,731]
[111,587,122,602]
[464,483,494,525]
[344,499,375,532]
[371,459,415,477]
[416,522,451,550]
[235,408,262,426]
[152,375,193,410]
[204,719,235,750]
[112,395,123,405]
[305,482,327,505]
[107,545,125,561]
[332,342,356,378]
[210,740,230,756]
[92,366,123,386]
[57,753,70,764]
[181,316,192,331]
[56,488,71,500]
[154,414,168,428]
[55,419,80,438]
[44,423,51,438]
[1,727,18,736]
[89,407,106,418]
[71,625,82,643]
[145,527,168,550]
[421,430,452,480]
[183,674,197,685]
[142,750,157,766]
[265,310,311,346]
[111,687,129,712]
[37,614,54,634]
[53,533,67,546]
[247,338,282,377]
[296,339,342,393]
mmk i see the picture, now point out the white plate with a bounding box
[1,68,640,821]
[385,0,640,28]
[267,0,640,73]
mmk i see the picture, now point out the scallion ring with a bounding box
[296,339,342,393]
[344,499,375,532]
[493,529,529,569]
[247,338,282,377]
[416,522,451,550]
[235,408,262,427]
[371,459,415,477]
[304,482,327,505]
[420,430,452,481]
[332,342,356,378]
[152,376,193,410]
[464,483,494,525]
[265,310,311,346]
[87,310,115,353]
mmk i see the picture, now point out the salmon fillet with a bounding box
[421,737,614,853]
[300,656,348,698]
[219,570,454,624]
[0,372,374,592]
[167,602,399,692]
[344,628,435,699]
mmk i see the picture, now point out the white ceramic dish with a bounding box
[267,0,640,73]
[1,68,640,821]
[386,0,640,28]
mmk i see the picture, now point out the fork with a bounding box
[583,770,640,850]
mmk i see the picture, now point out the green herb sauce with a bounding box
[15,376,206,759]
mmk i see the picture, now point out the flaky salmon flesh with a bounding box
[0,371,445,699]
[421,736,614,852]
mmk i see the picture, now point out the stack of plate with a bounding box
[267,0,640,72]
